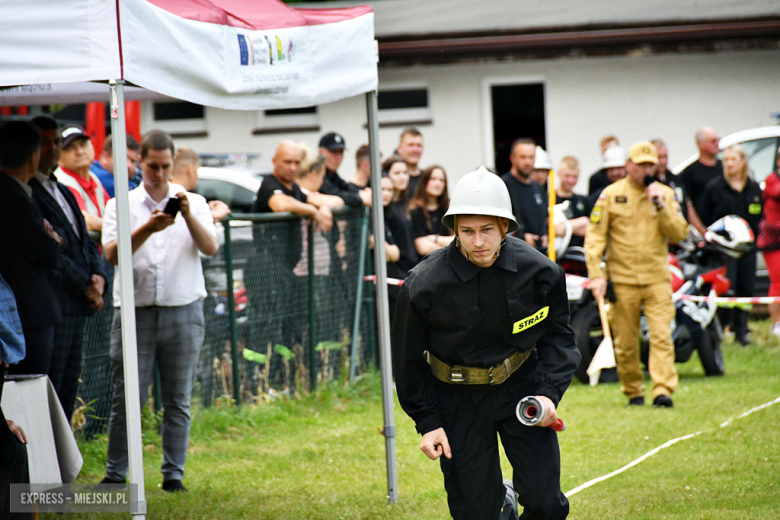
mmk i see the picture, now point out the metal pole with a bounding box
[308,221,317,392]
[224,218,241,405]
[349,207,370,380]
[366,90,398,504]
[364,250,376,367]
[547,168,556,262]
[109,79,146,518]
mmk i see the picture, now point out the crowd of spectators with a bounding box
[2,114,780,511]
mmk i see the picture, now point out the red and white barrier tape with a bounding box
[564,274,780,304]
[673,294,780,304]
[366,274,780,304]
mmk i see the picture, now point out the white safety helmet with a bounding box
[601,146,628,169]
[534,146,553,170]
[442,166,520,233]
[705,215,755,258]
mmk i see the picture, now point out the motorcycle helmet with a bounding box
[705,215,755,259]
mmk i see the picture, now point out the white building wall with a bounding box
[144,49,780,193]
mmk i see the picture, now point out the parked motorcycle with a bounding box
[563,222,741,384]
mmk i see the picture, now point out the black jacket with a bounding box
[0,172,62,328]
[321,169,363,208]
[391,236,580,435]
[588,169,610,195]
[700,175,763,238]
[30,175,106,316]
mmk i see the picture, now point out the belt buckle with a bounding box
[448,368,465,383]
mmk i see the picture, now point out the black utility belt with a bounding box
[425,349,531,385]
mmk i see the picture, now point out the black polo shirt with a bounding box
[500,172,547,239]
[556,193,590,248]
[252,175,308,270]
[406,173,422,200]
[700,175,763,237]
[252,175,307,212]
[681,159,723,216]
[384,202,419,274]
[409,207,450,239]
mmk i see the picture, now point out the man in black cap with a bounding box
[318,132,372,208]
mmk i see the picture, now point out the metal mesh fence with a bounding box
[75,263,115,439]
[75,207,377,438]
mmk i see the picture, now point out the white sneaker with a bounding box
[772,323,780,338]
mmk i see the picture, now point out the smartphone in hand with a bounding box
[163,197,181,219]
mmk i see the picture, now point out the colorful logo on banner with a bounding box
[238,34,294,66]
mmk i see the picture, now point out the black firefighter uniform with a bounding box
[585,177,688,400]
[392,237,580,520]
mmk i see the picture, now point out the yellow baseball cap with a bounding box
[628,141,659,164]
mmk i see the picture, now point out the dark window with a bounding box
[264,106,317,117]
[153,102,204,121]
[378,89,428,110]
[491,84,546,175]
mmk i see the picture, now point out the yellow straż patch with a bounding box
[513,306,549,334]
[590,206,603,224]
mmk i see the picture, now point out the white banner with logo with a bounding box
[120,0,377,111]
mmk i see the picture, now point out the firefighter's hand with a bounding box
[535,396,558,427]
[420,427,452,461]
[590,277,607,300]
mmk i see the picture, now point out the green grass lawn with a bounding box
[46,318,780,519]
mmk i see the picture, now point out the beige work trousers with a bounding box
[608,282,678,400]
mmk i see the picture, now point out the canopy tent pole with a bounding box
[109,79,147,518]
[366,90,399,504]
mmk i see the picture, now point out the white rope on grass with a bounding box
[564,395,780,498]
[564,431,706,497]
[720,395,780,427]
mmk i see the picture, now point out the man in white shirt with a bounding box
[100,131,218,492]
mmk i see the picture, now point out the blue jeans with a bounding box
[105,300,204,482]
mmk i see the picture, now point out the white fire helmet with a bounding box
[534,146,553,170]
[601,146,628,169]
[442,166,519,233]
[705,215,755,258]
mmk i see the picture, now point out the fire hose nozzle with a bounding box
[515,396,566,432]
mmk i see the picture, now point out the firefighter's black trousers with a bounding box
[433,359,569,520]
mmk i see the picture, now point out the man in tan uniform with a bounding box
[585,141,688,407]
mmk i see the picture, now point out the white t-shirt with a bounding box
[102,182,216,307]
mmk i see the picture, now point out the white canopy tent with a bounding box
[0,0,397,516]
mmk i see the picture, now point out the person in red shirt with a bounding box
[54,125,110,232]
[758,146,780,337]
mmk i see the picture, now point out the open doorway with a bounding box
[491,83,546,175]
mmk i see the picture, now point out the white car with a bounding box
[673,126,780,293]
[195,166,264,214]
[194,166,267,292]
[673,126,780,188]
